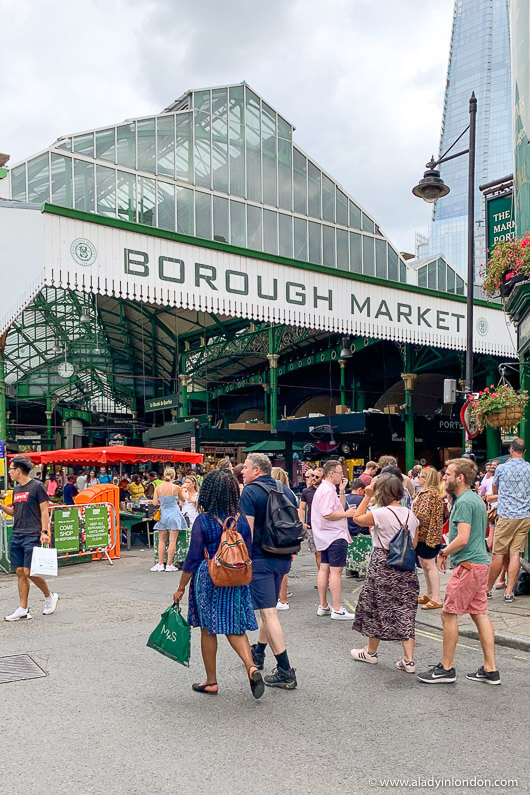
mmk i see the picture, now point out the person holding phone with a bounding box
[311,460,357,620]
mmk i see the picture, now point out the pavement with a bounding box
[0,547,528,794]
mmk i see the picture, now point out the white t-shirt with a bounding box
[371,505,419,550]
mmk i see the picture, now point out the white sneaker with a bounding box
[316,604,331,616]
[5,606,32,622]
[150,563,165,572]
[43,593,59,615]
[165,564,178,572]
[395,657,416,674]
[331,606,355,620]
[350,647,378,664]
[277,600,289,610]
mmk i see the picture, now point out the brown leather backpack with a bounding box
[205,515,252,587]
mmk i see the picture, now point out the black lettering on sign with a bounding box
[313,287,332,310]
[225,270,249,295]
[257,276,278,301]
[436,310,450,330]
[397,303,413,324]
[351,295,370,315]
[286,282,306,305]
[417,307,432,327]
[451,312,465,333]
[374,300,392,321]
[195,263,218,290]
[124,249,149,276]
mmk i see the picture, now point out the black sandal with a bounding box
[192,682,218,695]
[248,666,265,700]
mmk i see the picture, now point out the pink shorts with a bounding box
[443,563,490,615]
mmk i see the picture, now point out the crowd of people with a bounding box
[4,440,530,698]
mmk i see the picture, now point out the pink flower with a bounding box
[490,384,495,389]
[484,387,489,392]
[479,391,484,396]
[517,259,523,266]
[473,401,479,407]
[491,393,498,398]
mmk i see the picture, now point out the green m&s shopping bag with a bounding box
[147,603,191,667]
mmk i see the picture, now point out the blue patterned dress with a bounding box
[182,513,258,636]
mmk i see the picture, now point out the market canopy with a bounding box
[243,441,305,453]
[13,445,203,466]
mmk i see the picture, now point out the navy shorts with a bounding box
[320,539,348,567]
[10,533,41,570]
[250,557,291,610]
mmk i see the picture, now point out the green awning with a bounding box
[243,441,305,453]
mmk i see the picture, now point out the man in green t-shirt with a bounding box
[418,458,500,686]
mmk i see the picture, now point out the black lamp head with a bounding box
[412,167,450,203]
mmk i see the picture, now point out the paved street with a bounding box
[0,549,528,795]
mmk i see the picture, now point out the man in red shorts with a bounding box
[417,458,500,685]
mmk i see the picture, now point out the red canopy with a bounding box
[12,445,202,466]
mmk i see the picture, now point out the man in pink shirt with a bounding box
[311,460,357,620]
[359,461,378,487]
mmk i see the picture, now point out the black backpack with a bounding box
[254,480,304,555]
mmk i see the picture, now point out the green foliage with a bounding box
[471,383,528,430]
[480,233,530,298]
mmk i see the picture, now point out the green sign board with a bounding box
[144,394,179,412]
[54,508,80,553]
[84,505,109,549]
[58,408,92,423]
[487,192,515,257]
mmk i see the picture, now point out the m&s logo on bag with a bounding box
[162,626,177,643]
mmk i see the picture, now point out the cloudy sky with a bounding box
[2,0,455,253]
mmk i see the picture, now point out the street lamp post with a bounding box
[413,92,477,401]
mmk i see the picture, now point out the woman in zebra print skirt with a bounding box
[350,473,420,674]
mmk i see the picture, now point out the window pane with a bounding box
[229,86,245,197]
[157,115,175,178]
[308,162,321,218]
[336,229,348,270]
[176,186,194,235]
[350,232,362,272]
[456,276,465,295]
[96,165,116,216]
[362,212,375,233]
[194,110,211,188]
[74,159,95,212]
[73,133,94,158]
[57,138,71,151]
[375,239,387,278]
[193,89,211,112]
[388,246,399,281]
[418,266,427,288]
[447,266,455,293]
[293,149,307,215]
[278,138,292,210]
[213,195,229,242]
[230,200,246,247]
[212,87,227,116]
[323,225,335,268]
[116,123,136,169]
[294,217,307,261]
[11,164,26,201]
[400,262,406,282]
[195,191,212,239]
[212,89,228,193]
[362,236,375,275]
[246,89,261,202]
[308,221,321,264]
[427,260,436,288]
[263,209,277,255]
[95,128,116,164]
[137,119,156,173]
[247,205,262,250]
[117,170,136,222]
[278,117,291,140]
[157,181,175,231]
[262,102,277,206]
[322,175,335,223]
[27,154,50,203]
[336,189,348,226]
[138,176,156,225]
[437,259,446,291]
[279,213,293,258]
[51,154,72,207]
[176,113,193,182]
[349,200,361,229]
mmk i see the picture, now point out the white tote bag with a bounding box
[30,546,58,577]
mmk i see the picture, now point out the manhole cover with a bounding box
[0,654,47,684]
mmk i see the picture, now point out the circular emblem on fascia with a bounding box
[476,317,489,336]
[70,238,97,267]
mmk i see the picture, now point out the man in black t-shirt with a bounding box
[1,456,58,621]
[298,468,323,570]
[240,453,298,690]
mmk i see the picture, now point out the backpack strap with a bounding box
[387,507,409,529]
[253,480,283,494]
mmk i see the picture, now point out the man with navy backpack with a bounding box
[241,453,299,689]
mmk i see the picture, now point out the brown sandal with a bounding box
[421,600,442,610]
[418,594,430,604]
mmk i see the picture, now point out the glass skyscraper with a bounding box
[427,0,513,278]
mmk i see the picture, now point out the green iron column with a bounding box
[339,359,347,406]
[179,374,189,419]
[263,384,270,425]
[401,372,417,472]
[267,354,279,431]
[45,395,54,450]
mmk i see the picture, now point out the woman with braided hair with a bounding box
[174,469,263,699]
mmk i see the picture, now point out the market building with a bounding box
[0,83,516,476]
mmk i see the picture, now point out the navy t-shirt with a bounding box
[240,475,298,560]
[300,485,316,526]
[345,493,369,536]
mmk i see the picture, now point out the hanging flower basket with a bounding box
[480,232,530,298]
[471,380,528,432]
